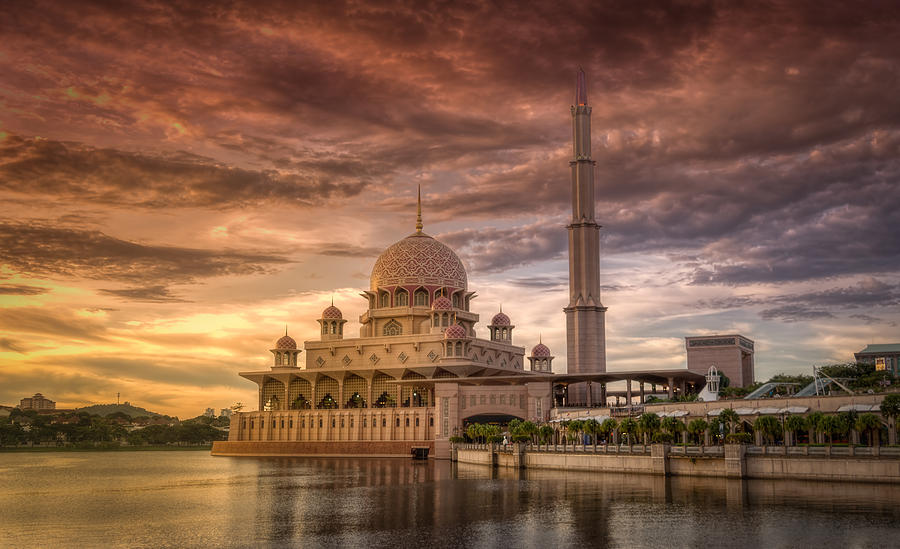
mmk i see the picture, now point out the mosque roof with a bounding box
[321,305,343,319]
[275,334,297,350]
[531,343,551,357]
[444,324,468,339]
[491,311,510,326]
[370,234,467,291]
[432,296,453,310]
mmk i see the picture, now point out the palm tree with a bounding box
[806,411,825,444]
[583,419,600,449]
[784,415,807,446]
[880,394,900,445]
[567,420,584,445]
[856,413,883,447]
[619,417,638,447]
[707,417,725,445]
[661,417,685,444]
[538,425,554,445]
[719,409,740,435]
[637,413,660,445]
[600,418,618,445]
[821,415,847,446]
[687,419,708,445]
[753,415,782,446]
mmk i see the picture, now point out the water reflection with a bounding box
[2,452,900,548]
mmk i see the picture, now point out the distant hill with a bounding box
[75,403,171,419]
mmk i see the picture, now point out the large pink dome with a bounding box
[370,233,467,291]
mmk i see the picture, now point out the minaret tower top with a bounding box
[565,69,607,383]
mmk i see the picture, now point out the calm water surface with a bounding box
[2,451,899,548]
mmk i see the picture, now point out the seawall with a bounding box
[212,440,433,457]
[455,444,900,483]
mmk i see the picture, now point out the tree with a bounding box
[806,411,825,444]
[582,419,600,448]
[821,415,847,446]
[784,415,807,446]
[637,413,660,445]
[660,417,685,444]
[753,415,782,446]
[856,413,883,447]
[599,418,618,444]
[707,417,725,444]
[567,420,584,444]
[619,418,638,446]
[538,425,554,444]
[719,409,740,434]
[687,419,708,445]
[880,394,900,445]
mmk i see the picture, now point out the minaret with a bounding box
[564,69,607,392]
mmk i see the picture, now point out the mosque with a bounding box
[214,71,732,459]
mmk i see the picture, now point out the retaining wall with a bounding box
[211,440,433,457]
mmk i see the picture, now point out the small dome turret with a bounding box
[276,334,297,350]
[444,324,467,339]
[432,296,453,310]
[271,327,301,368]
[528,339,554,372]
[322,305,343,319]
[531,343,551,357]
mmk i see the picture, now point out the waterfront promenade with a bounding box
[454,442,900,483]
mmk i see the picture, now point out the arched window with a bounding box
[383,320,402,336]
[414,289,428,307]
[455,342,462,356]
[396,289,408,307]
[442,313,448,327]
[331,321,337,334]
[321,323,327,335]
[452,293,460,308]
[380,292,390,308]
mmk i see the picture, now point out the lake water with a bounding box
[2,451,899,548]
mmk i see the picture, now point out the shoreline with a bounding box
[0,445,213,453]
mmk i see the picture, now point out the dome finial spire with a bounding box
[415,184,423,234]
[285,324,288,336]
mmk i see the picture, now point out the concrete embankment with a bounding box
[212,440,433,457]
[454,444,900,483]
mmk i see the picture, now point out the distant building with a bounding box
[685,335,755,388]
[19,393,56,410]
[219,408,233,418]
[204,408,216,418]
[855,344,900,375]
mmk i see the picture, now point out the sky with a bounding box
[1,0,899,418]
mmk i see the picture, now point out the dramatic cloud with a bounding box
[0,284,49,295]
[0,221,291,286]
[1,0,899,415]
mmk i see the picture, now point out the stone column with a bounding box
[667,377,674,400]
[586,381,593,407]
[626,379,632,409]
[600,383,607,407]
[651,443,670,475]
[725,444,747,479]
[640,382,645,404]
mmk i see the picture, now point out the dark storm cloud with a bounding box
[0,221,290,285]
[438,220,567,273]
[0,284,49,296]
[0,136,367,209]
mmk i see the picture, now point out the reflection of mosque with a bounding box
[216,71,710,459]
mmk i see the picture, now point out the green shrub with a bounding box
[652,432,674,443]
[725,432,752,444]
[448,436,465,443]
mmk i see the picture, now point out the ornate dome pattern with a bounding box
[321,305,343,319]
[491,311,510,326]
[276,335,297,350]
[444,324,468,339]
[370,234,467,291]
[432,296,453,310]
[531,343,551,357]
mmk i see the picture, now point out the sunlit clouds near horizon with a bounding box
[1,1,899,417]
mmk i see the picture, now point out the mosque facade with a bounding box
[215,72,715,459]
